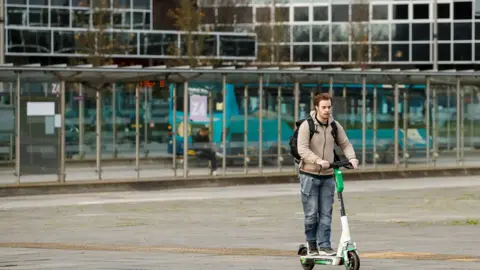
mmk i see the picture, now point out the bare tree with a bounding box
[334,0,375,69]
[256,0,290,65]
[167,0,208,67]
[72,0,135,67]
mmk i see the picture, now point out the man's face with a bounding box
[316,99,332,120]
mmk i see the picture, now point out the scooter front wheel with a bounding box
[346,251,360,270]
[299,247,315,270]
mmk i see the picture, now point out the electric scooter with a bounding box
[297,160,360,270]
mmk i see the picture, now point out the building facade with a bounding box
[199,0,480,68]
[3,0,257,65]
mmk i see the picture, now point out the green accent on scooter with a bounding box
[334,169,344,193]
[314,260,331,265]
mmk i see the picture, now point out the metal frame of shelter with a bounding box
[0,63,479,185]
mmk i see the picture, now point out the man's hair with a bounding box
[313,92,333,107]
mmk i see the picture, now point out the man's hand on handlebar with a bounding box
[315,159,330,170]
[329,159,359,170]
[349,158,359,169]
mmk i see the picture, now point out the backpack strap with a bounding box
[306,117,315,140]
[330,120,339,146]
[330,120,340,162]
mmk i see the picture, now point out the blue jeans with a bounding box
[299,173,336,248]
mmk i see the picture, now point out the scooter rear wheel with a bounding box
[346,251,360,270]
[299,248,315,270]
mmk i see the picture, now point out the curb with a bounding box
[0,166,479,197]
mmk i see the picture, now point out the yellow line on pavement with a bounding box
[0,242,478,262]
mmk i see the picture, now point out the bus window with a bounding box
[174,83,224,113]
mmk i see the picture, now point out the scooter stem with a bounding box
[334,168,347,217]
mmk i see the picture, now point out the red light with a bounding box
[159,80,165,87]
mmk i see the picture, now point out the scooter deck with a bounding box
[302,255,337,259]
[300,255,343,265]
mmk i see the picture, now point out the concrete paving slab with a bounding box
[0,176,479,269]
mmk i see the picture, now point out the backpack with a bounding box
[289,117,340,163]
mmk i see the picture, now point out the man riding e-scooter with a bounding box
[296,93,359,256]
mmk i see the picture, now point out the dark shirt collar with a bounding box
[315,114,329,127]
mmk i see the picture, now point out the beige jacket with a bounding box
[297,111,356,176]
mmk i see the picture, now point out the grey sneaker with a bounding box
[319,247,336,256]
[307,241,319,256]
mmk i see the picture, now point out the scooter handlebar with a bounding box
[329,160,354,169]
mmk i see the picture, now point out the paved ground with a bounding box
[0,176,479,269]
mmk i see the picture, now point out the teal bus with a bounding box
[166,82,432,164]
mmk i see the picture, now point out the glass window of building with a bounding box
[255,25,272,43]
[294,6,309,22]
[476,44,480,61]
[133,0,150,10]
[393,4,408,20]
[274,45,290,62]
[412,44,430,61]
[312,45,329,62]
[50,9,70,27]
[7,6,27,26]
[312,25,329,42]
[372,44,389,62]
[371,24,389,41]
[8,30,51,53]
[72,9,90,28]
[331,5,349,22]
[115,0,131,9]
[437,3,450,19]
[454,2,472,19]
[392,44,409,61]
[332,45,348,62]
[113,11,131,29]
[293,25,310,42]
[274,7,289,22]
[391,23,409,41]
[476,23,480,39]
[30,7,49,27]
[200,7,215,24]
[413,4,429,19]
[7,0,27,4]
[274,25,290,42]
[51,0,69,6]
[438,44,451,61]
[454,44,472,61]
[54,31,75,54]
[372,5,388,20]
[29,0,48,5]
[331,24,349,42]
[234,7,253,24]
[454,23,472,40]
[133,12,151,29]
[256,7,271,22]
[351,4,369,22]
[293,45,310,62]
[72,0,90,7]
[438,23,451,40]
[412,23,430,41]
[218,7,235,24]
[351,44,368,62]
[313,6,328,21]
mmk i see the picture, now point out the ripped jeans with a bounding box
[299,172,336,248]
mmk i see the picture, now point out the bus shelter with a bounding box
[0,64,479,185]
